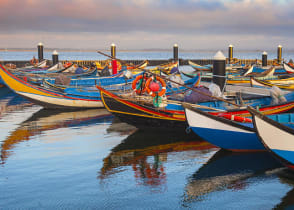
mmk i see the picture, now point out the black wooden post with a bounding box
[111,43,116,58]
[228,44,233,64]
[52,50,59,65]
[173,44,178,62]
[38,42,44,62]
[277,45,282,64]
[213,51,226,91]
[262,51,267,67]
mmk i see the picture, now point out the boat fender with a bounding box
[218,113,252,123]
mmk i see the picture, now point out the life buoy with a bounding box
[132,75,148,94]
[218,113,252,123]
[145,76,166,97]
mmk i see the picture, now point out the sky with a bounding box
[0,0,293,50]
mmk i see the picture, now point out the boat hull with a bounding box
[98,86,187,131]
[250,108,294,169]
[0,64,103,109]
[184,105,264,151]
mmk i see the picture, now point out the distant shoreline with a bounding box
[1,48,294,53]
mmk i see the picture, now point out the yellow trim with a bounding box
[0,66,59,98]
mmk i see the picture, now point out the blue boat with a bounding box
[249,107,294,170]
[184,104,294,151]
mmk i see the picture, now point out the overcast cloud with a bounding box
[0,0,293,50]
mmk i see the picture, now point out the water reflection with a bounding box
[106,117,138,135]
[1,108,113,164]
[184,150,283,202]
[99,130,217,188]
[274,170,294,209]
[0,88,33,118]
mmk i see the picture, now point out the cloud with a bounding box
[0,0,294,49]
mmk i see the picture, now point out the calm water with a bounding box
[2,50,294,61]
[1,52,294,209]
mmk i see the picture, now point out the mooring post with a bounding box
[228,44,233,64]
[52,50,59,65]
[277,45,282,64]
[38,42,44,62]
[111,43,116,58]
[262,51,267,67]
[213,51,226,91]
[173,43,179,64]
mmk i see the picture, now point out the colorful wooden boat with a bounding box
[188,60,212,71]
[227,74,290,84]
[40,71,133,90]
[11,62,74,74]
[244,66,275,77]
[249,107,294,170]
[0,64,104,109]
[97,85,188,131]
[184,100,294,151]
[250,77,294,90]
[184,104,264,151]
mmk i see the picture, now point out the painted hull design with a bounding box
[0,65,103,109]
[184,104,264,151]
[97,85,187,131]
[250,107,294,170]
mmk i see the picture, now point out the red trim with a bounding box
[286,164,294,170]
[97,85,184,120]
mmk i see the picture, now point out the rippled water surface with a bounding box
[1,52,294,209]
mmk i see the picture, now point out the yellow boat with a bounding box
[250,77,294,90]
[131,61,178,75]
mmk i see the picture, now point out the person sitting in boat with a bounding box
[30,56,38,65]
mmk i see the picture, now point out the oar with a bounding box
[97,51,242,108]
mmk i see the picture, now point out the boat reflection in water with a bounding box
[1,108,113,164]
[274,169,294,209]
[0,89,34,118]
[106,117,138,135]
[99,130,217,189]
[184,150,283,202]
